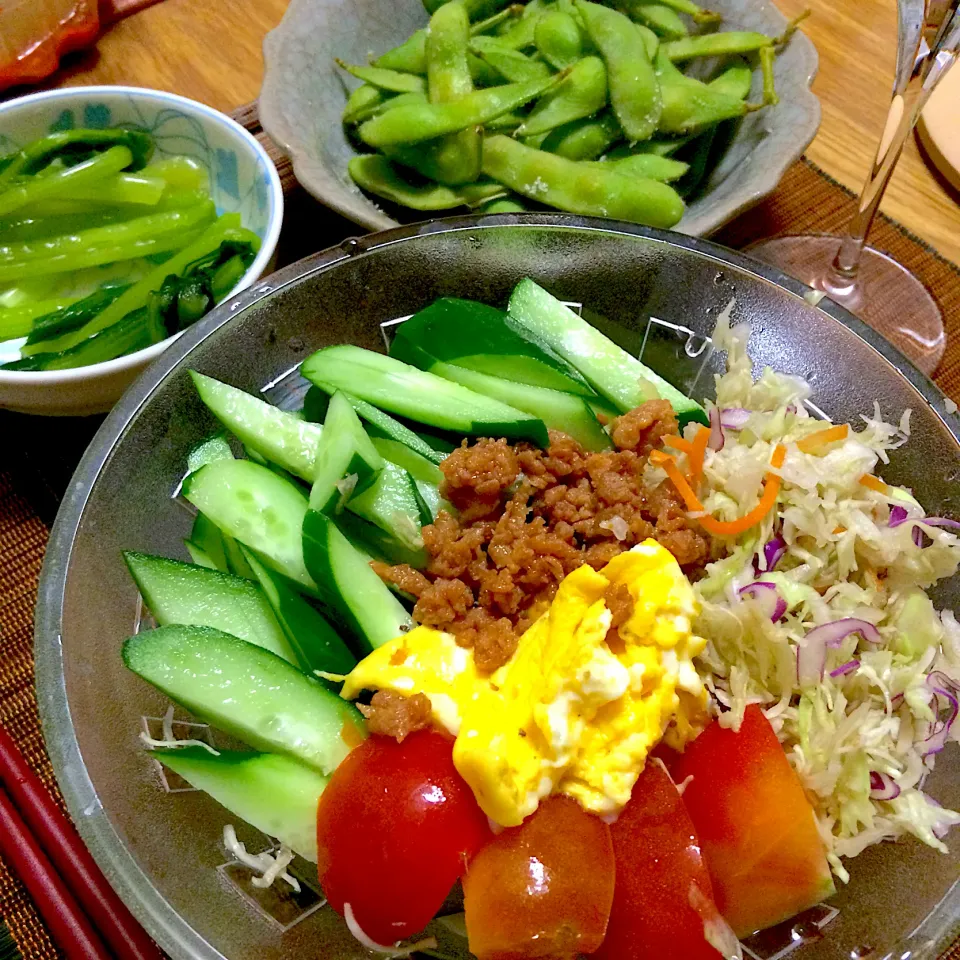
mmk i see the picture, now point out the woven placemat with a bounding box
[0,151,959,960]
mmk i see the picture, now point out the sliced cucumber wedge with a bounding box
[124,552,298,665]
[123,624,365,773]
[348,461,427,549]
[185,512,230,574]
[190,371,323,482]
[370,436,444,487]
[337,511,428,570]
[303,385,446,466]
[151,747,328,862]
[508,278,708,427]
[309,391,384,513]
[186,431,234,476]
[302,510,413,652]
[390,297,596,397]
[302,345,549,446]
[182,459,315,591]
[427,360,612,451]
[240,547,358,675]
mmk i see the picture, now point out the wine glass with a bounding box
[747,0,960,376]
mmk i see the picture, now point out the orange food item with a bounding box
[463,796,615,959]
[595,760,728,960]
[687,425,710,484]
[668,705,835,937]
[796,423,849,454]
[859,473,890,495]
[0,0,100,91]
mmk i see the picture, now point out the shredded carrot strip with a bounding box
[654,444,787,537]
[859,474,890,495]
[663,435,694,455]
[650,450,704,512]
[688,425,710,483]
[796,423,849,454]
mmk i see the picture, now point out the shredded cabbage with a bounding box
[693,316,960,882]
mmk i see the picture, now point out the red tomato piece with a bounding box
[595,759,731,960]
[316,730,490,945]
[463,796,615,960]
[669,705,835,937]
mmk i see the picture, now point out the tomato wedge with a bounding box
[669,705,835,937]
[316,730,490,945]
[463,796,615,959]
[595,759,731,960]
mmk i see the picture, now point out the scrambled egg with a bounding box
[340,539,708,826]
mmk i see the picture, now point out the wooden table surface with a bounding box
[40,0,960,264]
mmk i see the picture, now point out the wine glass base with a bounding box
[746,235,945,376]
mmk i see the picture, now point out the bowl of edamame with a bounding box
[260,0,819,235]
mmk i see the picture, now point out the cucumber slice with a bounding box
[123,624,366,773]
[222,535,256,580]
[182,459,315,591]
[186,431,234,476]
[151,747,327,862]
[337,512,428,570]
[508,278,708,427]
[240,547,358,675]
[305,384,448,467]
[348,461,427,550]
[190,371,323,482]
[186,512,230,573]
[309,391,384,513]
[427,359,612,451]
[370,436,444,487]
[389,297,597,397]
[184,542,218,570]
[124,552,297,665]
[302,510,413,652]
[302,345,549,446]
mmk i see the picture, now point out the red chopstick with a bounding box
[0,785,110,960]
[0,725,165,960]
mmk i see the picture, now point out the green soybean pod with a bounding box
[478,194,529,212]
[619,1,688,39]
[574,0,661,142]
[654,50,750,134]
[534,11,584,69]
[480,134,684,226]
[496,0,546,50]
[342,85,386,124]
[336,61,427,94]
[708,58,753,99]
[427,0,482,184]
[652,0,720,23]
[515,55,607,137]
[358,71,562,147]
[469,36,553,82]
[662,31,773,61]
[374,31,428,74]
[540,111,623,160]
[348,155,506,209]
[599,153,688,181]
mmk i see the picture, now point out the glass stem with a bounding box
[828,88,923,287]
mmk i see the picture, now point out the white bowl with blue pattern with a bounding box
[0,86,283,416]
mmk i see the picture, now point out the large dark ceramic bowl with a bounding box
[35,216,960,960]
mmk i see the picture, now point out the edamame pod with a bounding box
[496,0,546,49]
[534,11,584,69]
[478,195,529,213]
[427,1,482,184]
[540,111,623,160]
[515,55,607,137]
[349,155,506,209]
[620,1,689,39]
[480,134,684,227]
[469,37,553,82]
[651,0,720,24]
[574,0,661,141]
[375,31,428,74]
[662,30,773,61]
[598,153,689,181]
[342,84,386,123]
[335,61,427,94]
[655,50,751,134]
[358,71,563,147]
[708,58,753,99]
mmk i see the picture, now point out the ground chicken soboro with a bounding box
[372,400,712,680]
